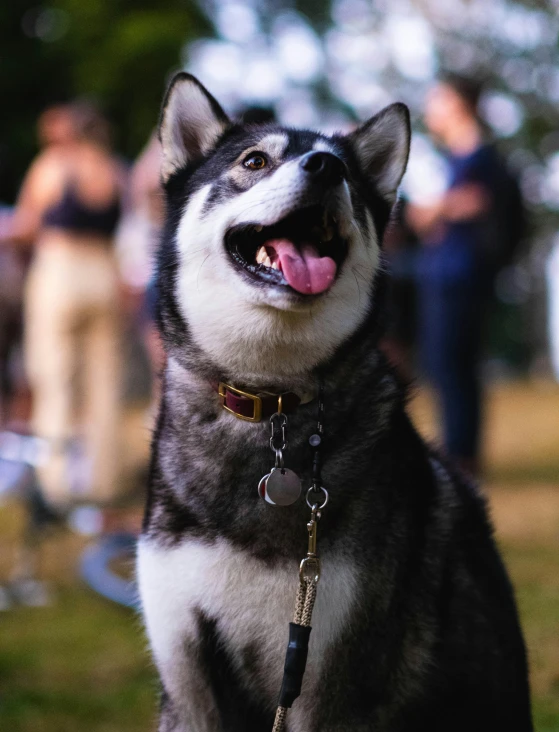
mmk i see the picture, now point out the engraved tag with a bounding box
[258,467,302,506]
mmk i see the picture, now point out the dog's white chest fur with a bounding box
[137,536,357,731]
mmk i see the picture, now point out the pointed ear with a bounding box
[159,73,230,182]
[348,103,410,204]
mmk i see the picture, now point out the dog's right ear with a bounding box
[159,73,230,182]
[347,103,410,205]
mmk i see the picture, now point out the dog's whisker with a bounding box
[196,253,212,290]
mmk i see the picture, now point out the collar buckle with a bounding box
[218,382,263,422]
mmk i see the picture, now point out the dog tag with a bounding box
[258,468,302,506]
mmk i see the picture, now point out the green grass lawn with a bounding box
[0,381,558,731]
[503,544,559,732]
[0,529,558,731]
[0,585,156,732]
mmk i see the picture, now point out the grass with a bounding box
[0,381,558,730]
[0,588,156,732]
[503,544,559,730]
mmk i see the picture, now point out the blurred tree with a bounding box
[189,0,559,368]
[0,0,210,201]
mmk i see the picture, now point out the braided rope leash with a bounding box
[272,499,325,732]
[272,384,327,732]
[272,707,289,732]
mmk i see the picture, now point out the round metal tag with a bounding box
[258,468,302,506]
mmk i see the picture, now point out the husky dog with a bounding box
[137,73,532,732]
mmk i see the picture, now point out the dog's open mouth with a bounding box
[225,206,347,295]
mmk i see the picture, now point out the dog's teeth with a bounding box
[263,256,273,268]
[255,246,267,264]
[271,260,280,270]
[323,226,334,242]
[254,225,263,232]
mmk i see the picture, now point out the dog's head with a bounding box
[158,73,410,385]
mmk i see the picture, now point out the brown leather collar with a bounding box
[215,382,301,422]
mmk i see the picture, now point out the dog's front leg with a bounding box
[158,671,222,732]
[158,691,184,732]
[138,541,223,732]
[155,641,222,732]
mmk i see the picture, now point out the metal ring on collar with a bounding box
[305,486,329,510]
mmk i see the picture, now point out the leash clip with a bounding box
[299,504,322,583]
[306,505,320,556]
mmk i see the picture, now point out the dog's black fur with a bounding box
[139,74,533,732]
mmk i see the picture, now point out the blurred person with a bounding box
[239,106,276,125]
[1,102,125,505]
[0,205,26,425]
[0,105,76,427]
[36,103,76,149]
[407,75,523,475]
[382,199,419,383]
[116,131,165,417]
[548,236,559,381]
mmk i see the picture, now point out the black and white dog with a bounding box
[137,73,532,731]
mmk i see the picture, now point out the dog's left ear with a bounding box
[348,103,410,204]
[159,72,230,182]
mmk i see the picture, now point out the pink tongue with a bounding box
[266,239,337,295]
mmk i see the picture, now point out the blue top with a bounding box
[44,183,121,238]
[417,144,498,285]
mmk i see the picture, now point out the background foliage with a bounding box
[1,0,558,362]
[0,0,208,201]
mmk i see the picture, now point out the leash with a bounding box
[269,386,329,732]
[272,496,326,731]
[217,379,328,730]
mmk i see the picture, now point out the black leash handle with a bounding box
[278,623,312,708]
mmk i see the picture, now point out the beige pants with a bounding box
[25,237,122,505]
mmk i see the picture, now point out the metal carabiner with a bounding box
[269,412,288,452]
[307,521,317,557]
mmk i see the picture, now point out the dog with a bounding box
[137,73,533,731]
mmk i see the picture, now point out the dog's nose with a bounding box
[300,152,346,186]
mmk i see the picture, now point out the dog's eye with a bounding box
[244,154,267,170]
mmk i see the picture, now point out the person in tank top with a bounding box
[2,102,126,505]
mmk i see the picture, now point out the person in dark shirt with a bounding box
[1,103,125,505]
[407,76,500,476]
